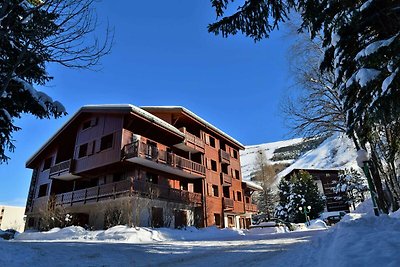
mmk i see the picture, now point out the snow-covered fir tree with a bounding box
[0,0,111,162]
[334,168,368,210]
[208,0,400,212]
[275,170,325,223]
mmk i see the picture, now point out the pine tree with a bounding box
[209,0,400,212]
[0,0,112,163]
[275,170,325,223]
[334,168,368,210]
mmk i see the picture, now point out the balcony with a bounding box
[49,159,80,181]
[223,197,234,210]
[175,128,205,153]
[219,149,230,164]
[245,203,258,213]
[221,173,232,186]
[123,141,206,178]
[53,179,202,207]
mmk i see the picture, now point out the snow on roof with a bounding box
[141,106,244,149]
[274,133,360,183]
[82,104,185,137]
[26,104,185,167]
[243,180,263,191]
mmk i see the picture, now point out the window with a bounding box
[27,217,35,228]
[82,117,97,130]
[221,164,228,174]
[237,191,242,202]
[152,207,164,228]
[212,185,219,197]
[38,184,48,197]
[214,213,221,226]
[82,120,91,130]
[209,136,216,148]
[146,172,158,184]
[78,143,88,158]
[210,160,217,172]
[100,134,113,151]
[113,173,124,182]
[233,149,238,159]
[235,170,240,179]
[42,157,52,171]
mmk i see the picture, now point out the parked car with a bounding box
[0,229,17,240]
[323,211,347,226]
[250,216,294,231]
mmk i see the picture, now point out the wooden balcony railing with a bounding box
[123,142,206,176]
[221,173,232,186]
[245,203,258,213]
[223,197,234,209]
[132,180,202,205]
[49,159,73,177]
[184,131,205,151]
[219,149,230,164]
[53,179,202,207]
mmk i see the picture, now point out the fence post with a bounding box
[97,186,100,202]
[70,191,74,206]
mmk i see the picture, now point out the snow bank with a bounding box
[307,219,328,230]
[300,215,400,266]
[283,199,400,266]
[15,226,246,243]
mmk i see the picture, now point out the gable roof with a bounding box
[141,106,245,149]
[26,104,185,167]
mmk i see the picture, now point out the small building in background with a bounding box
[0,205,25,232]
[282,169,350,213]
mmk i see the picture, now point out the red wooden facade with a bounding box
[25,105,259,230]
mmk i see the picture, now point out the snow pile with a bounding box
[280,199,400,266]
[15,226,247,243]
[276,133,359,182]
[307,219,327,230]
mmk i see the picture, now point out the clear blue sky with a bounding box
[0,1,296,205]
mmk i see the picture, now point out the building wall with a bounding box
[74,114,124,173]
[0,205,25,232]
[25,108,255,230]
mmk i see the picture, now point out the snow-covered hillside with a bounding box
[241,133,359,185]
[276,134,359,180]
[240,138,304,181]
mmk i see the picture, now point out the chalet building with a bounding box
[283,169,350,212]
[25,105,260,230]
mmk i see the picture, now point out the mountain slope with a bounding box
[240,134,359,184]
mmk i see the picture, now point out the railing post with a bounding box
[84,189,87,204]
[113,184,116,199]
[97,186,100,202]
[70,191,74,206]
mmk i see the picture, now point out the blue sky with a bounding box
[0,1,296,205]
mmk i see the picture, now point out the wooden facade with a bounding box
[25,105,259,230]
[283,169,350,212]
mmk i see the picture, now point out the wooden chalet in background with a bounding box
[283,168,350,213]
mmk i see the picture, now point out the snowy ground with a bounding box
[1,200,399,267]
